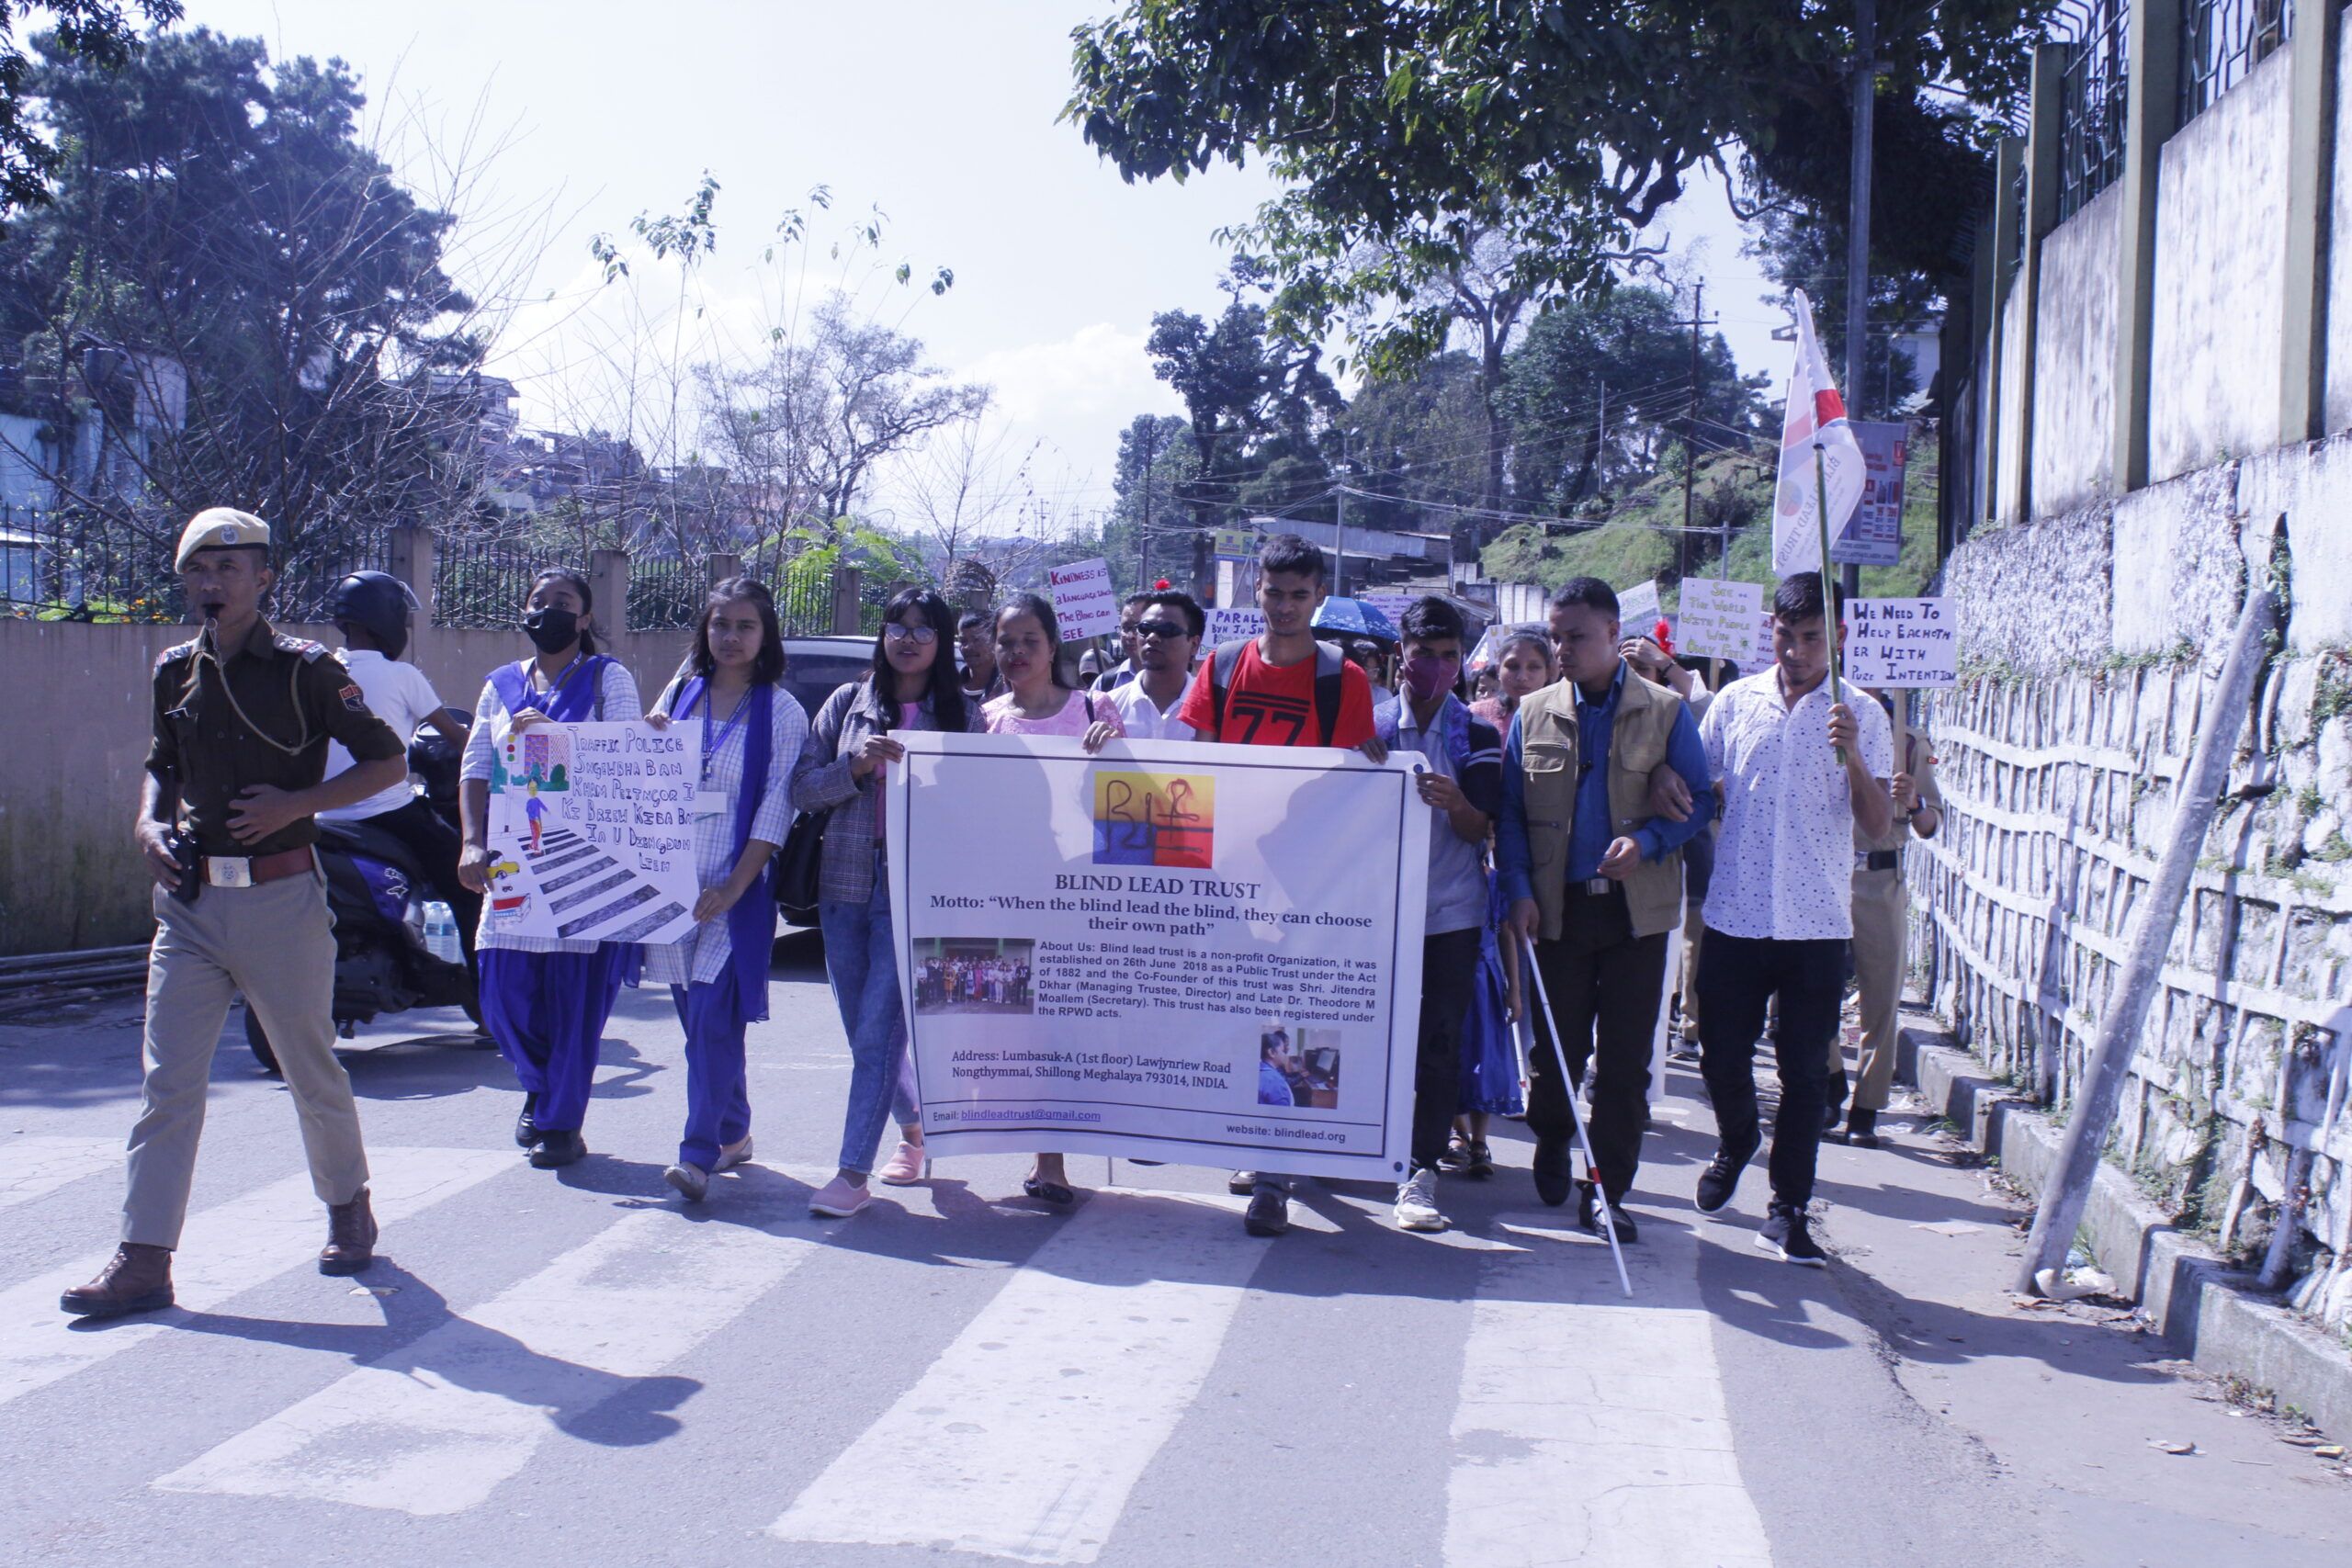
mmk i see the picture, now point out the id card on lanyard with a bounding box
[686,682,749,819]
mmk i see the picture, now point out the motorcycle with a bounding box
[244,709,485,1074]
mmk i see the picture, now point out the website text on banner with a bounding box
[1048,558,1120,640]
[1675,577,1764,663]
[483,719,701,945]
[885,733,1433,1179]
[1844,597,1957,688]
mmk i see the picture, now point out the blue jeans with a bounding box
[820,853,905,1176]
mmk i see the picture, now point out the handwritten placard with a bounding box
[1049,558,1119,640]
[1678,577,1764,661]
[1845,596,1957,687]
[1754,613,1778,674]
[484,720,700,945]
[1206,607,1267,643]
[1615,578,1660,630]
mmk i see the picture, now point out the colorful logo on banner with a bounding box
[1091,771,1215,869]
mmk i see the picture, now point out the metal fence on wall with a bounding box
[0,506,179,622]
[2181,0,2290,122]
[2056,0,2132,223]
[433,533,542,630]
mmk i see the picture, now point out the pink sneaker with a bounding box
[876,1141,925,1186]
[808,1175,871,1218]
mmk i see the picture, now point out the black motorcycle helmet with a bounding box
[325,570,419,660]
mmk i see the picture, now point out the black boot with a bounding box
[514,1091,541,1149]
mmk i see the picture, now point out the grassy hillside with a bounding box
[1481,433,1940,612]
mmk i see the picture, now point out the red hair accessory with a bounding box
[1154,579,1170,591]
[1653,618,1675,656]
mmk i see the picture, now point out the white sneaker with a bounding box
[714,1134,754,1172]
[1393,1168,1445,1232]
[663,1162,709,1202]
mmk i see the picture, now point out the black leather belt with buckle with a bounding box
[1855,850,1900,872]
[1567,877,1612,896]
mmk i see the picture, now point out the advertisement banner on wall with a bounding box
[885,733,1432,1179]
[482,720,701,945]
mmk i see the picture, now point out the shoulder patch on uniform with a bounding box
[274,633,328,661]
[154,638,198,669]
[338,682,371,714]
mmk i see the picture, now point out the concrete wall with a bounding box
[2030,186,2121,513]
[0,618,707,955]
[1995,272,2034,524]
[2327,19,2352,434]
[2150,45,2293,481]
[1920,426,2352,1338]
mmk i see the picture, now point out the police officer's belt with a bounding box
[198,846,316,888]
[1855,849,1900,872]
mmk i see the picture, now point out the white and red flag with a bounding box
[1770,289,1867,577]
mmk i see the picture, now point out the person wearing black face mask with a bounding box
[456,567,643,1170]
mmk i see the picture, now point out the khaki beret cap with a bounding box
[174,507,274,570]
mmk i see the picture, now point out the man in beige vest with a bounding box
[1828,695,1944,1146]
[1498,578,1714,1241]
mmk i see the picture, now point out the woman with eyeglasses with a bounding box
[790,587,969,1219]
[980,591,1123,1205]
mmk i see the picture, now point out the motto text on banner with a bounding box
[886,733,1433,1179]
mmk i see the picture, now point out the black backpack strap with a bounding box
[1311,640,1346,746]
[1083,692,1095,723]
[1209,638,1248,737]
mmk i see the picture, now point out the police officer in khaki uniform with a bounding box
[1828,694,1944,1148]
[62,509,410,1318]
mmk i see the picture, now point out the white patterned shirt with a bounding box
[458,660,642,954]
[1699,671,1893,941]
[641,682,808,986]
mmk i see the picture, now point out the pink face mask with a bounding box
[1402,652,1458,704]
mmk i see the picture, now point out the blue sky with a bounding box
[187,1,1793,526]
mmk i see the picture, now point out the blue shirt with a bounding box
[1495,665,1715,906]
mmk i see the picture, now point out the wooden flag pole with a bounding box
[1813,441,1847,763]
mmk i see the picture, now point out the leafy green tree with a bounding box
[1067,1,2052,368]
[1106,412,1195,589]
[1145,288,1340,583]
[1504,286,1761,513]
[0,1,181,212]
[1745,208,1924,414]
[1,27,484,573]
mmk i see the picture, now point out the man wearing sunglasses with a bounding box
[1103,590,1204,740]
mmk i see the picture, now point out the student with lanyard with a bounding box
[643,579,808,1201]
[456,567,643,1170]
[982,592,1123,1207]
[793,586,971,1219]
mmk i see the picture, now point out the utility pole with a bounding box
[1136,419,1158,588]
[1592,379,1609,502]
[1679,281,1715,542]
[1841,0,1876,604]
[1333,430,1349,597]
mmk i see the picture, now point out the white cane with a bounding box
[1520,931,1634,1298]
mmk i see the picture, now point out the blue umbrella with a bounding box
[1310,595,1399,643]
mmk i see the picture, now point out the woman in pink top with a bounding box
[982,592,1121,1204]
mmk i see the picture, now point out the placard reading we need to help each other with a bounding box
[1844,597,1957,688]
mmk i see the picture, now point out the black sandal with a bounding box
[1022,1176,1076,1206]
[1466,1140,1496,1179]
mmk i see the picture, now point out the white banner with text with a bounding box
[886,733,1431,1179]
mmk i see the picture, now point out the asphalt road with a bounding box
[2,932,2345,1568]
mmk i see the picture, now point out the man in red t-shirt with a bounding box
[1176,533,1381,1236]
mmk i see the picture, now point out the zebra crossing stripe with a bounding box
[0,1135,123,1214]
[1442,1216,1772,1568]
[769,1188,1268,1564]
[0,1146,512,1409]
[154,1192,826,1515]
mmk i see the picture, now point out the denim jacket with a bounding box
[790,680,942,906]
